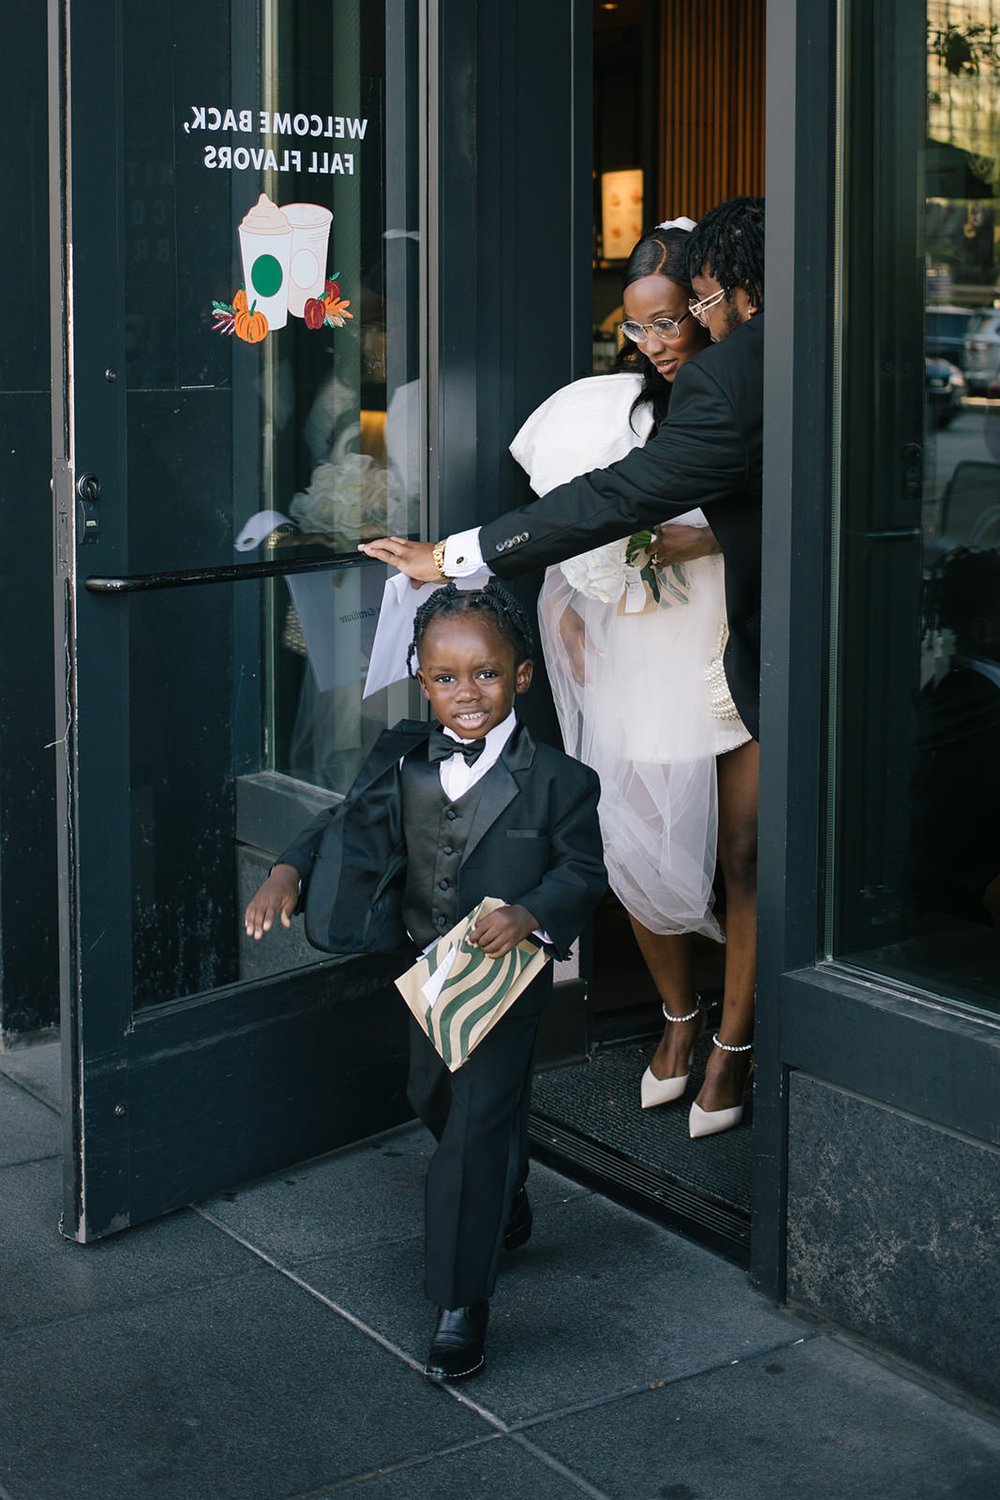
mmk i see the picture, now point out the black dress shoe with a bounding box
[503,1186,533,1251]
[424,1302,489,1382]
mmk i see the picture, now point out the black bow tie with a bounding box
[428,728,487,766]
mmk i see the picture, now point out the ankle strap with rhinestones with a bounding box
[712,1031,753,1052]
[662,1003,701,1024]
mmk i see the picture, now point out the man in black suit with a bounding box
[361,195,766,739]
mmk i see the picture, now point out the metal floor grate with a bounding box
[530,1032,752,1259]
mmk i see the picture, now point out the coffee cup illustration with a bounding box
[238,194,292,330]
[281,203,334,318]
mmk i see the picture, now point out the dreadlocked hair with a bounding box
[686,196,765,312]
[613,224,705,435]
[923,546,1000,646]
[406,580,535,677]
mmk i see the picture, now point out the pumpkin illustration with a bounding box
[232,288,248,313]
[303,296,327,329]
[235,301,268,343]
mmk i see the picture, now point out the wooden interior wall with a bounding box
[658,0,766,220]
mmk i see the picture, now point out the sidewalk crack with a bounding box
[194,1204,509,1431]
[507,1431,612,1499]
[280,1434,504,1498]
[507,1331,817,1434]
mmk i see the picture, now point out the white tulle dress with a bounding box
[510,372,750,940]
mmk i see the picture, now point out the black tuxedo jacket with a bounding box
[481,314,764,738]
[277,719,607,964]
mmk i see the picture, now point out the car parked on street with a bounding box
[925,355,966,428]
[963,308,1000,393]
[925,305,974,369]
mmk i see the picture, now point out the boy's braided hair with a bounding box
[686,196,765,311]
[407,580,535,677]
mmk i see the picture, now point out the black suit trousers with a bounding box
[406,998,543,1309]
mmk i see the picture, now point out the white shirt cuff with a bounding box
[443,528,486,577]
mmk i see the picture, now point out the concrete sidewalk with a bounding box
[1,1042,998,1499]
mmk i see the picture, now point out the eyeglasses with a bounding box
[618,312,692,344]
[688,287,729,326]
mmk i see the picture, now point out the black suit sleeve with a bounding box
[275,805,336,885]
[273,723,421,897]
[481,356,750,576]
[513,767,607,961]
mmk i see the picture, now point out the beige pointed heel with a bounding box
[689,1099,745,1138]
[641,1066,690,1108]
[688,1032,754,1139]
[640,1003,701,1110]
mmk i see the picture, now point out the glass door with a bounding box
[828,0,1000,1016]
[51,0,423,1240]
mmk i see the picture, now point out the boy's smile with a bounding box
[415,613,533,740]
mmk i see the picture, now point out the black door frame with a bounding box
[753,0,1000,1302]
[751,0,840,1297]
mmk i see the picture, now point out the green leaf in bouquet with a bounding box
[626,529,653,564]
[639,562,661,603]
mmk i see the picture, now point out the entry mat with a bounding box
[529,1031,752,1256]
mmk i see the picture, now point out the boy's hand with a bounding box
[469,904,539,959]
[244,864,300,940]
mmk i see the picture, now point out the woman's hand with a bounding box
[650,523,721,568]
[469,903,539,958]
[244,864,300,939]
[558,605,588,685]
[358,536,441,583]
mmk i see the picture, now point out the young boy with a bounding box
[245,581,606,1382]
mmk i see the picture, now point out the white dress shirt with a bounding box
[436,709,516,799]
[443,527,488,578]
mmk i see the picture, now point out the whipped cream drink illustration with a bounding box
[281,203,333,318]
[238,194,292,329]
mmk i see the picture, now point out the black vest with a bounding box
[400,751,489,948]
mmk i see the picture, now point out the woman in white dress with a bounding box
[510,220,757,1138]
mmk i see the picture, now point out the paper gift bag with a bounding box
[395,897,550,1071]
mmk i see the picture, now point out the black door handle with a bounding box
[84,551,377,593]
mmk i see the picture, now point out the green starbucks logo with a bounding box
[250,253,284,298]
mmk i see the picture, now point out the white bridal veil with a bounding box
[510,372,749,939]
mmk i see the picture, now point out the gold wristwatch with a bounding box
[432,538,448,579]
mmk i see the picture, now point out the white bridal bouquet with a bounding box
[561,530,689,614]
[288,451,392,540]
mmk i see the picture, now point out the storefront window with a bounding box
[829,0,1000,1015]
[118,0,421,1004]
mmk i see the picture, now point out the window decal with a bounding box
[211,194,352,342]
